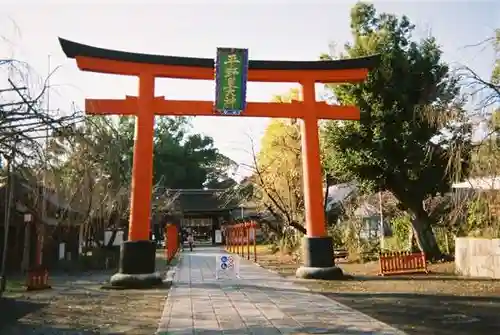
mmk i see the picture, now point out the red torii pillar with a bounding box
[59,38,377,283]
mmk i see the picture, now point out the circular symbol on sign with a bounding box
[220,263,228,270]
[221,256,228,263]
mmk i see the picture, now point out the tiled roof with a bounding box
[157,189,242,213]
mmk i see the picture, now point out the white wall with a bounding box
[455,237,500,279]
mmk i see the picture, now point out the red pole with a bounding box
[225,225,228,250]
[229,226,233,252]
[229,226,233,253]
[167,223,168,262]
[246,222,250,260]
[240,225,244,257]
[235,225,239,255]
[242,225,245,258]
[253,221,257,262]
[165,223,177,262]
[173,225,178,255]
[237,225,241,256]
[166,224,171,261]
[235,225,238,255]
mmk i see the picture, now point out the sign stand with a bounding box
[215,254,240,280]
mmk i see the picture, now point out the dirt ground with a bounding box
[0,253,172,335]
[255,245,500,335]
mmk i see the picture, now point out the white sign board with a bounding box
[215,230,222,243]
[58,243,65,260]
[104,230,124,246]
[216,254,240,279]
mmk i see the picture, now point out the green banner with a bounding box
[215,48,248,115]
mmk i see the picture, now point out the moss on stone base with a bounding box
[103,272,164,290]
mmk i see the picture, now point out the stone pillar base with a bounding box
[295,236,345,280]
[108,272,163,289]
[106,240,163,289]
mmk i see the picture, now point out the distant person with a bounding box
[180,229,185,251]
[187,233,194,251]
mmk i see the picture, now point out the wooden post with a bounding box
[229,226,232,252]
[246,222,250,260]
[224,225,228,250]
[239,224,243,256]
[229,226,233,253]
[236,225,240,256]
[240,225,244,257]
[253,222,257,262]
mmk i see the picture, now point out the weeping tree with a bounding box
[442,28,500,239]
[1,59,81,163]
[0,56,81,292]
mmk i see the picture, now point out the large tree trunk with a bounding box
[391,181,443,261]
[410,207,443,261]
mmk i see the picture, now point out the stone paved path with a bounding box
[157,247,407,335]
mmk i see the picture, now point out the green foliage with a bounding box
[51,115,235,191]
[152,117,236,189]
[466,197,491,233]
[390,213,412,251]
[320,2,470,257]
[322,2,464,197]
[45,115,235,242]
[328,225,344,249]
[458,195,500,238]
[333,218,379,262]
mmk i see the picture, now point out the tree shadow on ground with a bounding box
[347,274,499,282]
[328,292,500,335]
[0,297,47,329]
[159,324,392,335]
[0,308,162,335]
[181,281,500,335]
[0,324,101,335]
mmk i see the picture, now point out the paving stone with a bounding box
[156,247,407,335]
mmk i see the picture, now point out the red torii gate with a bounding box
[59,38,377,286]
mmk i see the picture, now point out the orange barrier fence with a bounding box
[379,251,428,276]
[164,223,179,263]
[26,267,51,291]
[224,220,258,262]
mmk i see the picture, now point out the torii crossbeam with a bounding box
[59,38,378,286]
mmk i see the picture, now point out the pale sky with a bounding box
[1,0,498,179]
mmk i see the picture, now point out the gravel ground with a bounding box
[0,255,171,335]
[255,246,500,335]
